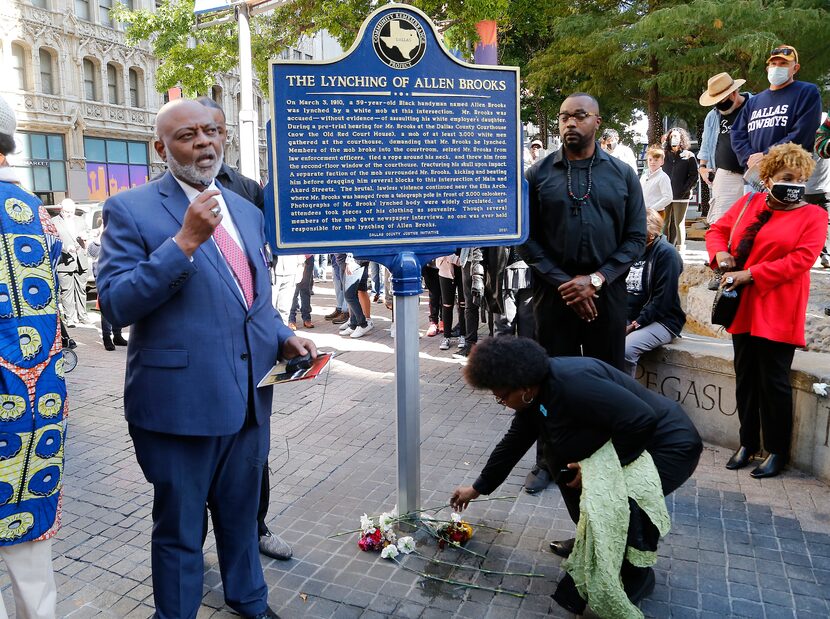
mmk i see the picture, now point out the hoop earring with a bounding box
[521,391,533,405]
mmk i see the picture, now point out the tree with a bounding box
[523,0,830,144]
[113,0,511,97]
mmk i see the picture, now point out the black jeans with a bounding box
[732,333,796,458]
[422,265,442,324]
[439,265,465,338]
[461,261,480,343]
[289,256,314,322]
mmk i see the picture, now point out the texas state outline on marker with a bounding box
[380,20,419,59]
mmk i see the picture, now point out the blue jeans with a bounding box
[369,262,384,296]
[331,258,346,311]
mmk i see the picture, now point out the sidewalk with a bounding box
[5,281,830,618]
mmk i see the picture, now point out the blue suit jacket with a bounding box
[97,172,294,436]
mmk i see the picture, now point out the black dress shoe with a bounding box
[549,537,575,558]
[524,466,551,494]
[725,446,756,470]
[112,333,128,346]
[750,453,785,479]
[245,606,280,619]
[103,335,115,351]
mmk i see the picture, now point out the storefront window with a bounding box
[84,137,149,200]
[13,132,67,197]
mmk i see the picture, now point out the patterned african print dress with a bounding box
[0,180,66,546]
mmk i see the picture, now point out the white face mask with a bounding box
[670,134,680,147]
[767,66,791,87]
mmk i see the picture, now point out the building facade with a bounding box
[0,0,323,204]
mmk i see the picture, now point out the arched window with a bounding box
[211,85,223,105]
[39,48,55,95]
[31,0,48,8]
[83,58,98,100]
[128,68,142,107]
[11,44,27,90]
[107,63,121,104]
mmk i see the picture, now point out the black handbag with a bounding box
[711,286,741,327]
[710,193,754,328]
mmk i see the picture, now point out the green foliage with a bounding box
[111,0,237,97]
[523,0,830,141]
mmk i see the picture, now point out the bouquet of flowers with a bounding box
[357,511,397,552]
[436,512,474,549]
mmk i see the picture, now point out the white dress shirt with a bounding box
[640,167,674,212]
[173,176,249,304]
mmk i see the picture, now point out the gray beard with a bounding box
[167,150,223,187]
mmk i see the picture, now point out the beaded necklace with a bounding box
[564,151,596,209]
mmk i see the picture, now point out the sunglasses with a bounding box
[558,111,600,123]
[770,48,795,58]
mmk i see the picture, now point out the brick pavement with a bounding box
[3,281,830,618]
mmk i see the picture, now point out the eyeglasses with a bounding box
[770,47,796,58]
[558,111,600,123]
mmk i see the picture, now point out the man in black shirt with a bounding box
[519,92,646,493]
[698,73,752,224]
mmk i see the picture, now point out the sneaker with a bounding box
[350,322,374,338]
[457,336,466,350]
[821,253,830,268]
[340,326,354,336]
[439,337,451,350]
[426,322,439,337]
[339,322,353,332]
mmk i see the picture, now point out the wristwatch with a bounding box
[589,273,603,290]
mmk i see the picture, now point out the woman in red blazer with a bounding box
[706,143,827,478]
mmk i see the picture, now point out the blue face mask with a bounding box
[767,66,790,87]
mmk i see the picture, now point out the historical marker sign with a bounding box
[266,3,525,254]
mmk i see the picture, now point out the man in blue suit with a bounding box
[98,99,314,619]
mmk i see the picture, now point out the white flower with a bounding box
[397,536,416,554]
[383,528,398,543]
[813,383,828,397]
[379,511,395,532]
[381,544,399,560]
[360,513,375,533]
[450,512,462,523]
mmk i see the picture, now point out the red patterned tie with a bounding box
[213,223,255,308]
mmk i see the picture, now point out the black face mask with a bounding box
[715,98,733,112]
[769,182,806,204]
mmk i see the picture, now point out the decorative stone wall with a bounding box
[639,337,830,483]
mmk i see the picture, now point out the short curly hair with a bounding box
[759,142,815,183]
[463,337,550,391]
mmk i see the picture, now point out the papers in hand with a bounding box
[257,352,333,387]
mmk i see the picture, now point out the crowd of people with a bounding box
[0,39,828,619]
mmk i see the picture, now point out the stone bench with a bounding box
[637,334,830,483]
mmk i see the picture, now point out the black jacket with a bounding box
[661,149,698,200]
[472,357,701,495]
[627,235,686,336]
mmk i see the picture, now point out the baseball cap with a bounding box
[767,45,798,65]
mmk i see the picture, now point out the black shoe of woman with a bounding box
[103,334,115,351]
[113,333,128,346]
[551,573,587,615]
[725,446,756,470]
[750,453,784,478]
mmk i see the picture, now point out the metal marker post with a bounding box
[236,2,259,180]
[389,252,424,516]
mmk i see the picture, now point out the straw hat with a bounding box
[699,72,746,107]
